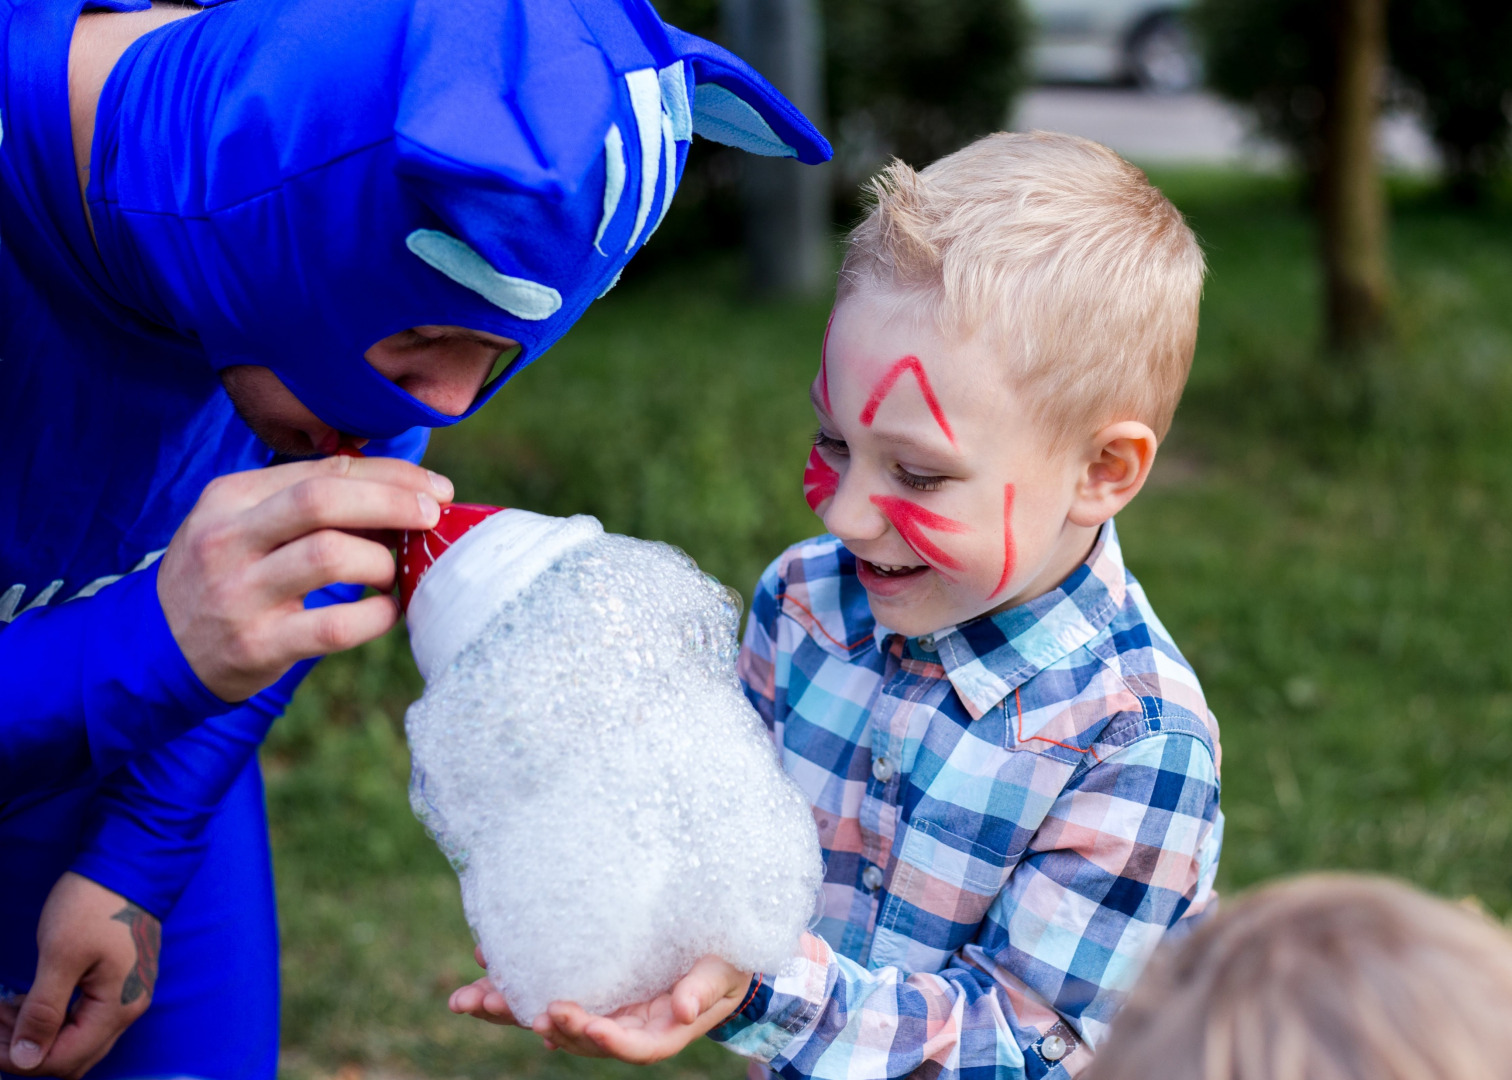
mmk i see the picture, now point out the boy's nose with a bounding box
[822,471,888,545]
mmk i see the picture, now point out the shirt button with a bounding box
[917,634,936,651]
[862,865,884,891]
[1040,1035,1067,1062]
[871,756,894,782]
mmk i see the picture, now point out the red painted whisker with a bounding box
[859,356,957,446]
[988,484,1017,599]
[819,311,835,413]
[870,495,968,575]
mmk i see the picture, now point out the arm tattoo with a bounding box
[110,902,162,1006]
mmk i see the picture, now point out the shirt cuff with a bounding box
[708,934,833,1063]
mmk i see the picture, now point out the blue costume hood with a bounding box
[85,0,831,438]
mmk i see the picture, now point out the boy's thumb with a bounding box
[7,961,79,1070]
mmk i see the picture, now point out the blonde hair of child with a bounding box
[1087,874,1512,1080]
[838,131,1205,447]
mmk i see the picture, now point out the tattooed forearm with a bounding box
[110,902,161,1006]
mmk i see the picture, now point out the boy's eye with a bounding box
[813,430,849,456]
[892,465,948,492]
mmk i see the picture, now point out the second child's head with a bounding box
[808,132,1203,635]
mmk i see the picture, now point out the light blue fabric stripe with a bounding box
[650,111,677,238]
[624,68,663,251]
[405,229,561,320]
[659,60,692,141]
[594,123,625,255]
[692,83,797,158]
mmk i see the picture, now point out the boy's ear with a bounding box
[1067,421,1159,529]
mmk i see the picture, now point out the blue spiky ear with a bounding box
[663,27,832,165]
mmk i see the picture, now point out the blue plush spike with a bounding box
[595,124,626,255]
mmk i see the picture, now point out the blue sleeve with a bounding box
[67,427,430,918]
[0,559,235,800]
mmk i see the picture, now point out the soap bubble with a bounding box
[405,532,824,1021]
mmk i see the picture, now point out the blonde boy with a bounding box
[1089,874,1512,1080]
[452,131,1222,1079]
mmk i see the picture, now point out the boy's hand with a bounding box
[532,956,752,1064]
[447,946,520,1026]
[448,949,753,1063]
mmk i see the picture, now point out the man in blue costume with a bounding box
[0,0,830,1074]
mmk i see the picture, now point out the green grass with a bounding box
[267,171,1512,1077]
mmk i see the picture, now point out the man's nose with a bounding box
[395,340,500,417]
[822,467,887,544]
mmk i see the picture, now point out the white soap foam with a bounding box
[405,531,824,1021]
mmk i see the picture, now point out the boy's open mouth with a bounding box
[857,558,929,593]
[866,560,923,577]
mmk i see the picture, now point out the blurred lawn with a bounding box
[267,171,1512,1078]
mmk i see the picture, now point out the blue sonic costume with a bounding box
[0,0,829,1072]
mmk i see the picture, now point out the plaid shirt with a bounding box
[709,521,1223,1080]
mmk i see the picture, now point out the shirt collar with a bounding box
[887,520,1129,720]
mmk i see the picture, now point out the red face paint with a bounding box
[859,356,957,446]
[819,311,835,413]
[870,495,968,575]
[803,447,839,512]
[988,484,1017,599]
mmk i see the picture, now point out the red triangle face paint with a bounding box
[819,311,835,413]
[988,484,1017,599]
[803,447,839,511]
[869,495,968,575]
[859,356,957,447]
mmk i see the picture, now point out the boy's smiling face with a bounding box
[807,293,1151,638]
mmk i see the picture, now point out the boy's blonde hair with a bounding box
[1088,874,1512,1080]
[838,131,1204,446]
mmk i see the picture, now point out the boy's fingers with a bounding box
[584,1019,664,1065]
[473,945,487,969]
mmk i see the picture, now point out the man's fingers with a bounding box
[254,531,399,600]
[243,476,443,552]
[29,996,128,1080]
[205,454,453,510]
[6,958,81,1071]
[279,594,401,660]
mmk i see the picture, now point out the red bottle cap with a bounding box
[398,503,506,613]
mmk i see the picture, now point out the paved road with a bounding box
[1013,87,1438,170]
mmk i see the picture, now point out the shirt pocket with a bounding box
[867,817,1026,973]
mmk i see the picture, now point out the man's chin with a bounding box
[241,418,331,458]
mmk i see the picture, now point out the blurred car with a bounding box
[1025,0,1202,93]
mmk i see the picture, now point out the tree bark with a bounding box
[723,0,830,296]
[1320,0,1390,353]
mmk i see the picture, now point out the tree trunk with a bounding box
[1320,0,1390,353]
[723,0,830,296]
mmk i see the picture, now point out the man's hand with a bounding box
[450,949,752,1064]
[157,454,452,702]
[0,873,161,1078]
